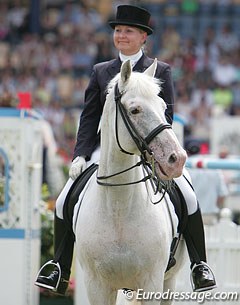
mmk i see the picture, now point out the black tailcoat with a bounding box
[73,54,175,160]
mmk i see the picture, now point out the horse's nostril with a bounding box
[168,153,177,164]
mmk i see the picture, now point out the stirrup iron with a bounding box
[35,260,61,291]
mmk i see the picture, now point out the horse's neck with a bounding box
[99,149,142,187]
[98,145,146,212]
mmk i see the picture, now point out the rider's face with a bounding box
[113,25,147,56]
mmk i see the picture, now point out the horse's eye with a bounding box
[130,106,141,115]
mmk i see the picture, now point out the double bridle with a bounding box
[97,83,172,198]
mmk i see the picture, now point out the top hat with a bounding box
[109,5,153,35]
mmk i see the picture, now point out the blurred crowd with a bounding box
[0,0,240,161]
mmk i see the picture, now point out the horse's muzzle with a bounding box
[154,148,187,180]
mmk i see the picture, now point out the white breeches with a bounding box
[174,168,198,215]
[56,148,198,219]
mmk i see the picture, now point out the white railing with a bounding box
[0,108,43,305]
[176,208,240,305]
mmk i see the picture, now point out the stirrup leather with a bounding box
[35,260,61,291]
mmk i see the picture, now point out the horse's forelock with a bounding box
[126,73,161,98]
[106,72,162,100]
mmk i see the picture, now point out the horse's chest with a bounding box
[80,233,162,286]
[78,214,169,284]
[76,193,173,286]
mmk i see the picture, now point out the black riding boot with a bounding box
[184,208,216,292]
[35,211,75,295]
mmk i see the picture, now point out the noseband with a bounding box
[97,83,172,198]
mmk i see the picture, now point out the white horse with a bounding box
[75,59,187,305]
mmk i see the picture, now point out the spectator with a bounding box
[191,80,214,139]
[187,141,229,225]
[0,3,10,41]
[212,84,233,115]
[195,27,219,72]
[7,0,28,43]
[230,82,240,116]
[214,23,239,55]
[181,0,199,15]
[212,54,237,87]
[158,25,181,61]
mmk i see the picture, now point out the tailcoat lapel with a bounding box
[133,54,154,72]
[106,58,122,79]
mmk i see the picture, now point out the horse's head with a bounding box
[103,59,187,180]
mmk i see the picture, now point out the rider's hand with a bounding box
[69,156,87,180]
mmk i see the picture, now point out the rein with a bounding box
[97,159,152,187]
[96,83,171,201]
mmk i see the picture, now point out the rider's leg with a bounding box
[35,179,75,295]
[184,207,217,292]
[35,148,100,295]
[174,170,216,292]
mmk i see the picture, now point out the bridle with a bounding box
[97,83,172,199]
[114,84,172,157]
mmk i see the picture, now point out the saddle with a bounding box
[167,180,188,234]
[165,181,188,271]
[63,164,188,271]
[63,163,98,234]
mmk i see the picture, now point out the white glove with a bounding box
[69,156,87,180]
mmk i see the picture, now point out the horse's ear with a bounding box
[144,58,158,77]
[120,60,132,84]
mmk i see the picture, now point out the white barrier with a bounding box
[186,155,240,211]
[176,208,240,305]
[186,157,240,170]
[0,108,43,305]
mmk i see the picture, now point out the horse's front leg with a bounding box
[85,276,118,305]
[161,277,177,305]
[116,290,142,305]
[137,272,165,305]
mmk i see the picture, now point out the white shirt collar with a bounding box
[119,50,143,67]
